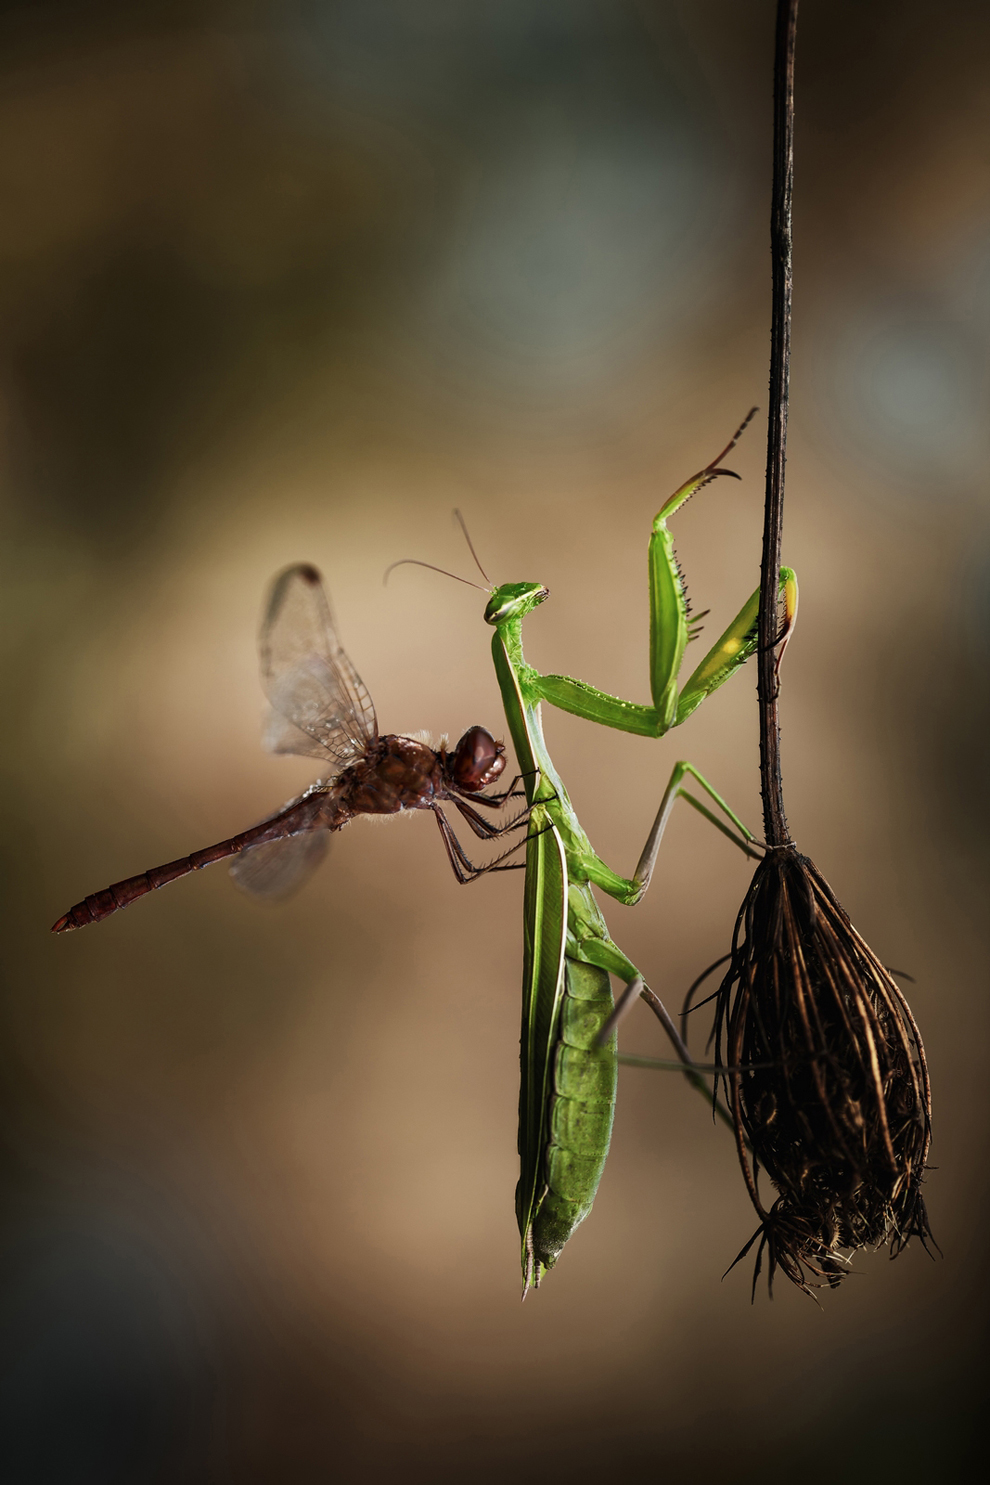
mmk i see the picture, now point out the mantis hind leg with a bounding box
[576,936,735,1132]
[466,770,537,808]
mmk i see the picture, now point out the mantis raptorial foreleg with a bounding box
[530,412,793,732]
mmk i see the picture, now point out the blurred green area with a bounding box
[1,2,987,1480]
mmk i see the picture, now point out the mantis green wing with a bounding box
[516,818,568,1288]
[512,776,619,1290]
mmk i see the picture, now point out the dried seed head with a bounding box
[714,846,933,1296]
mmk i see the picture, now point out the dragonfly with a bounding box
[52,563,529,933]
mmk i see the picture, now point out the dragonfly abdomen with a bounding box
[52,796,332,932]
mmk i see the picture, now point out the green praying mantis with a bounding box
[400,414,798,1293]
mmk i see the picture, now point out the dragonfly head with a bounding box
[484,583,549,627]
[448,726,507,792]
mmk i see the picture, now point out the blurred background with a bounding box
[1,1,987,1480]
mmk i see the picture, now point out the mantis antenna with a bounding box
[383,508,493,591]
[382,558,488,591]
[452,509,492,584]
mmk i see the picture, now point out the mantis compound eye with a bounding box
[451,727,506,791]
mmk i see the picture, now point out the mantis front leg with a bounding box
[528,414,797,736]
[533,570,796,736]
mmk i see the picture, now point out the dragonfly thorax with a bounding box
[335,734,445,817]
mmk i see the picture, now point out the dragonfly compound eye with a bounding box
[452,727,505,791]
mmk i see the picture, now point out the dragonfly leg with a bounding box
[451,796,533,841]
[431,806,530,883]
[466,769,538,808]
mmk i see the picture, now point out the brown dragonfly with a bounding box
[53,564,529,933]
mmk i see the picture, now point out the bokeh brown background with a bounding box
[1,2,987,1481]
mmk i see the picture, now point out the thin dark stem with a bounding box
[759,0,799,849]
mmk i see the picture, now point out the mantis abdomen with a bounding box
[515,817,618,1289]
[526,956,617,1276]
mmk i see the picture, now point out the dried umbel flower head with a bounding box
[714,845,933,1295]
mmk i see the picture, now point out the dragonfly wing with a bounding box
[229,829,330,900]
[260,564,378,766]
[262,705,337,761]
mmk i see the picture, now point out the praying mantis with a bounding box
[475,418,798,1293]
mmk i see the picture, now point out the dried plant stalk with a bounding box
[714,846,932,1294]
[713,0,936,1297]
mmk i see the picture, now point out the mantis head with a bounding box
[484,582,549,627]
